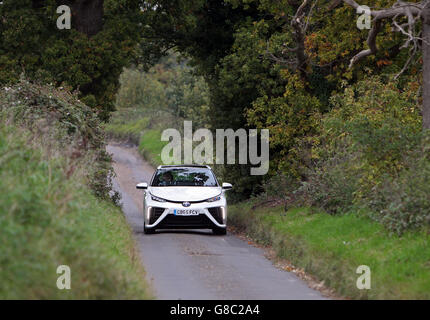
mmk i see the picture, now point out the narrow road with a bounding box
[107,142,326,300]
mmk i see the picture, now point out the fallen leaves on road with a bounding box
[229,225,343,300]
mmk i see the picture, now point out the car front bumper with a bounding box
[144,201,227,229]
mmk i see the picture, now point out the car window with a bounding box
[151,168,218,187]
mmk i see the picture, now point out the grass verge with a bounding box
[0,80,152,299]
[229,203,430,299]
[104,115,150,146]
[104,108,168,168]
[138,129,167,167]
[0,124,152,299]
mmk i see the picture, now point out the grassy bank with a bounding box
[138,129,167,167]
[229,203,430,299]
[0,125,151,299]
[105,116,166,167]
[105,56,209,168]
[0,81,151,299]
[105,117,150,146]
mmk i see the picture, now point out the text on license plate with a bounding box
[173,209,200,216]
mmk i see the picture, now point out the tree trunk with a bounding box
[58,0,104,37]
[422,6,430,130]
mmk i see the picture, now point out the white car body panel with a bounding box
[148,186,222,202]
[138,165,230,232]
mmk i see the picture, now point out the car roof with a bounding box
[157,164,212,170]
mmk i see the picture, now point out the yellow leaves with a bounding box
[341,49,349,57]
[310,151,320,160]
[376,59,392,67]
[283,266,294,272]
[279,69,291,80]
[344,70,353,80]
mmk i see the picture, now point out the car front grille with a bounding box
[208,207,223,224]
[157,214,214,229]
[149,207,165,224]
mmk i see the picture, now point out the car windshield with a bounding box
[151,167,218,187]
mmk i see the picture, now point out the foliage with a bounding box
[138,129,168,167]
[105,114,150,145]
[116,55,209,121]
[247,72,322,178]
[166,67,211,126]
[0,79,151,298]
[138,0,426,199]
[140,0,260,75]
[295,76,428,233]
[369,134,430,234]
[0,0,143,121]
[115,68,168,112]
[106,54,211,158]
[206,19,289,200]
[229,203,430,299]
[0,79,117,201]
[0,123,151,299]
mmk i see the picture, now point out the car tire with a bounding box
[143,222,156,234]
[212,227,227,235]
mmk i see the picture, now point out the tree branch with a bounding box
[349,18,382,67]
[342,0,427,74]
[289,0,313,75]
[266,0,316,76]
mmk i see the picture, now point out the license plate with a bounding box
[172,209,200,216]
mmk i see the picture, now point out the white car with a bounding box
[136,165,232,235]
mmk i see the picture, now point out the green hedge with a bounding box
[229,203,430,299]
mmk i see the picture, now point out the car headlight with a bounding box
[206,195,221,202]
[150,194,166,202]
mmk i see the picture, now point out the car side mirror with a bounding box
[136,182,148,190]
[222,182,232,190]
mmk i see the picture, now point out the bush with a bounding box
[0,124,150,299]
[369,133,430,234]
[298,146,362,214]
[280,76,429,233]
[0,79,116,202]
[105,111,150,145]
[0,1,143,121]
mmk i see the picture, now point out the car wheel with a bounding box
[143,222,155,234]
[212,227,227,235]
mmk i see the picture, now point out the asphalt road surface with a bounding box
[107,142,326,300]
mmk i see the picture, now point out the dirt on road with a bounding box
[107,142,327,300]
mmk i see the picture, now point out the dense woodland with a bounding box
[1,0,430,234]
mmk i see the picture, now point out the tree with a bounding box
[265,0,314,79]
[32,0,104,36]
[276,0,429,129]
[0,0,142,121]
[337,0,430,129]
[58,0,104,36]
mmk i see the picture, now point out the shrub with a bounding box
[0,124,149,299]
[284,76,430,233]
[369,132,430,234]
[0,79,117,202]
[298,145,362,214]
